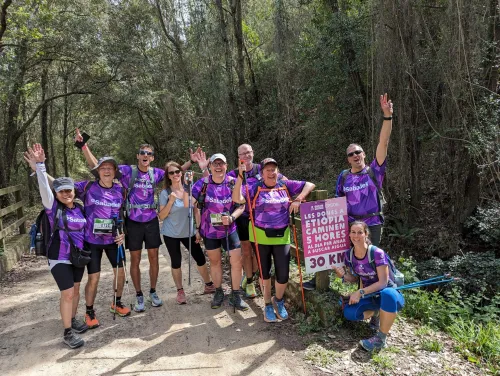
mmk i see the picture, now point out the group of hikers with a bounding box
[24,93,404,353]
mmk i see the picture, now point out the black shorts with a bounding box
[204,231,240,252]
[51,262,85,291]
[235,215,250,242]
[125,217,162,251]
[86,242,125,275]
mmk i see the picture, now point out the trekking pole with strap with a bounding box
[112,216,121,321]
[116,220,132,311]
[224,215,235,313]
[291,212,307,314]
[187,173,193,286]
[242,162,265,296]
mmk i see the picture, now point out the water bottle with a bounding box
[35,232,44,256]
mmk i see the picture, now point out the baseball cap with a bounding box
[261,158,278,168]
[53,177,75,192]
[209,153,227,164]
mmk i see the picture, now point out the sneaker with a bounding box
[176,289,187,305]
[264,304,277,323]
[360,334,387,352]
[134,295,146,312]
[147,292,163,307]
[241,275,247,290]
[71,317,88,333]
[245,282,257,298]
[203,283,216,294]
[369,310,380,330]
[110,301,132,317]
[63,330,84,349]
[272,296,288,320]
[302,277,316,291]
[229,291,250,311]
[85,310,99,329]
[211,289,225,309]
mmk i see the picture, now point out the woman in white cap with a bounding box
[184,153,248,311]
[24,144,88,349]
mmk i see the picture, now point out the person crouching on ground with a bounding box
[332,221,404,352]
[233,158,315,322]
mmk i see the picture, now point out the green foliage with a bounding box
[371,352,394,370]
[464,201,500,245]
[385,216,421,241]
[304,343,341,367]
[421,339,443,353]
[296,309,323,335]
[396,255,419,284]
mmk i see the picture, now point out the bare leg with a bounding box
[147,248,159,289]
[379,310,397,334]
[196,264,211,283]
[171,267,183,289]
[60,287,75,328]
[206,249,222,288]
[275,281,287,300]
[130,251,142,292]
[228,249,243,290]
[240,240,253,278]
[72,282,81,317]
[112,267,125,297]
[85,273,100,306]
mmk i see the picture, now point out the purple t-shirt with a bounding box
[227,164,284,217]
[75,180,123,245]
[246,180,305,229]
[192,175,237,239]
[119,165,165,222]
[344,246,391,288]
[46,200,86,261]
[335,159,386,226]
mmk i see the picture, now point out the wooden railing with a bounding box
[290,189,331,291]
[0,185,28,253]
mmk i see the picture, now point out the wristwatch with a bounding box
[230,215,236,223]
[359,289,365,298]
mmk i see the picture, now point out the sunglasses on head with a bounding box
[139,150,154,156]
[347,150,363,157]
[168,169,181,175]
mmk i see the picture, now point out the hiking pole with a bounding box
[242,162,265,297]
[187,172,193,286]
[112,217,120,321]
[291,212,307,314]
[117,222,132,311]
[224,217,235,313]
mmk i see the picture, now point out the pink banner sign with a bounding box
[300,197,349,273]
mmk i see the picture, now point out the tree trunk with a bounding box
[40,65,50,173]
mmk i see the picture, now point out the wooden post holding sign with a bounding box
[300,197,349,277]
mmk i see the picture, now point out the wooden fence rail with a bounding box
[0,185,28,251]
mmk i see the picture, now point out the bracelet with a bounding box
[230,215,236,223]
[82,144,88,150]
[383,116,393,121]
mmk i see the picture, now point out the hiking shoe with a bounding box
[229,291,250,311]
[71,317,88,334]
[360,335,387,352]
[63,330,84,349]
[211,289,225,309]
[302,278,316,291]
[272,296,288,320]
[176,289,187,305]
[241,275,247,290]
[369,310,380,330]
[110,301,132,317]
[204,283,216,294]
[134,295,146,312]
[147,292,163,307]
[85,310,99,329]
[245,282,257,298]
[264,304,277,323]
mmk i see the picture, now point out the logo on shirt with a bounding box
[90,198,122,208]
[261,197,289,204]
[67,217,86,223]
[344,182,369,192]
[206,196,232,204]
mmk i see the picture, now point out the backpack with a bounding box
[250,179,291,212]
[32,202,84,258]
[125,165,157,216]
[336,167,386,220]
[346,245,404,287]
[196,176,237,212]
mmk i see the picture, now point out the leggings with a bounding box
[258,244,290,284]
[163,235,206,269]
[343,288,405,321]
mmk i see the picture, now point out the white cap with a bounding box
[209,153,227,163]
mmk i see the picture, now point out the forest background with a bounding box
[1,0,499,263]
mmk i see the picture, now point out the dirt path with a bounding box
[0,246,317,376]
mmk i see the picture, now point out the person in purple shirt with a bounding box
[233,158,315,323]
[332,221,404,352]
[184,153,248,311]
[303,93,394,291]
[24,144,88,349]
[74,156,130,329]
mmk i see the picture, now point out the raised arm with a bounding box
[375,93,394,166]
[75,128,98,168]
[232,163,246,204]
[24,144,54,208]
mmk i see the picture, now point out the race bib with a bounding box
[210,213,224,226]
[93,218,114,234]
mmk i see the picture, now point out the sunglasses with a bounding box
[139,150,154,156]
[347,150,363,157]
[168,169,181,175]
[238,150,253,156]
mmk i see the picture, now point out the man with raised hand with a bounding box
[302,93,394,290]
[75,131,202,311]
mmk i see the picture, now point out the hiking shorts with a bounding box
[204,231,240,252]
[343,288,405,321]
[125,217,162,251]
[235,215,250,242]
[51,262,85,291]
[86,242,124,275]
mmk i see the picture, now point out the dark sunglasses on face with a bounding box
[139,150,154,156]
[347,150,363,158]
[168,170,181,175]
